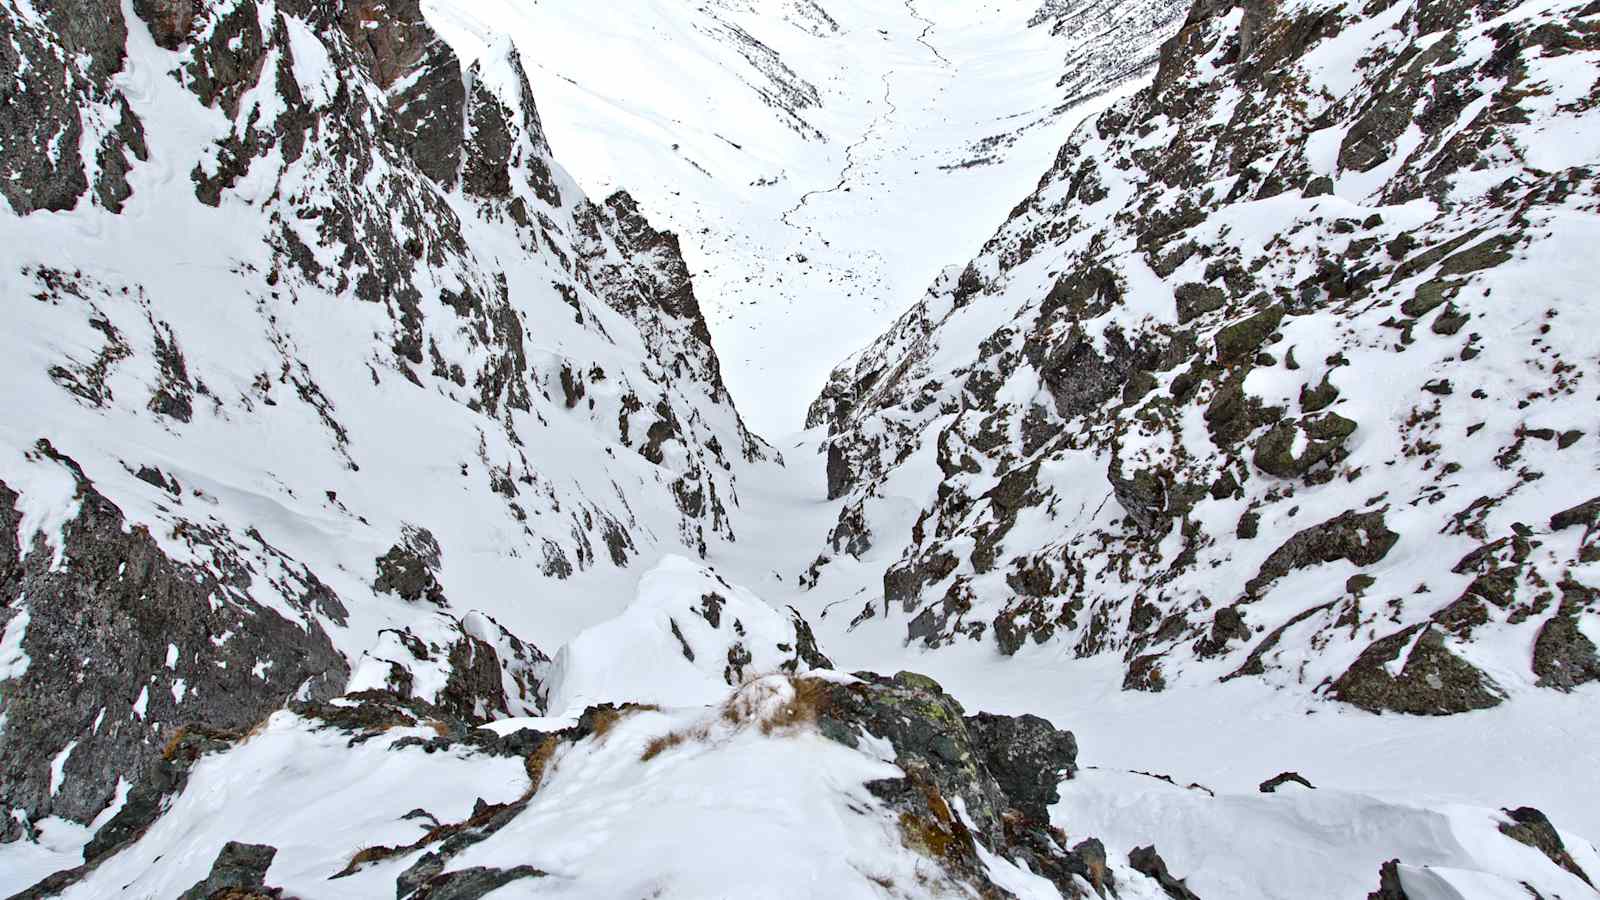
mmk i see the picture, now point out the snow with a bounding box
[1054,768,1599,899]
[545,555,817,713]
[424,0,1177,437]
[0,605,30,682]
[3,0,1599,894]
[47,740,77,797]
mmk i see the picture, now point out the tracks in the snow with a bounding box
[779,71,896,228]
[902,0,951,67]
[779,1,950,229]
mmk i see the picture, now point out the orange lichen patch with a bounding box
[640,731,687,762]
[719,674,835,735]
[159,724,241,761]
[580,702,661,742]
[332,844,403,878]
[638,723,712,762]
[898,811,960,860]
[522,735,562,798]
[584,707,625,739]
[896,777,970,864]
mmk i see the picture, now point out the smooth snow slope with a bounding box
[425,0,1166,437]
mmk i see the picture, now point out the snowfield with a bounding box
[2,0,1598,896]
[425,0,1182,436]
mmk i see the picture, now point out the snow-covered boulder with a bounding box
[347,610,550,722]
[544,555,832,712]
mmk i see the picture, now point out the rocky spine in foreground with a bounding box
[807,0,1600,713]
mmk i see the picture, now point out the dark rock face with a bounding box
[176,841,281,900]
[1252,413,1357,478]
[375,526,448,606]
[800,0,1599,708]
[1497,806,1595,887]
[1330,625,1503,715]
[10,726,247,897]
[1109,452,1202,533]
[0,445,347,841]
[964,712,1080,821]
[365,612,550,722]
[1532,581,1600,690]
[812,671,1099,897]
[1129,845,1202,899]
[1366,859,1409,900]
[1259,771,1314,792]
[410,865,547,900]
[785,607,835,671]
[342,0,464,186]
[1213,304,1283,365]
[826,441,853,500]
[1550,496,1600,532]
[0,0,139,215]
[1245,509,1398,597]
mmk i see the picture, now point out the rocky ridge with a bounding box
[1,0,768,844]
[10,558,1595,898]
[807,0,1600,712]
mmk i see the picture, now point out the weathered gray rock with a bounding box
[1245,509,1398,597]
[411,865,547,900]
[374,525,448,606]
[1259,771,1315,792]
[1330,624,1504,715]
[1532,581,1600,690]
[0,0,139,216]
[1253,412,1357,478]
[1497,806,1595,887]
[0,444,347,841]
[1366,859,1409,899]
[964,712,1079,821]
[1129,845,1203,899]
[176,841,281,900]
[810,671,1096,896]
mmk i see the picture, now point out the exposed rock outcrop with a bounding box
[0,445,347,841]
[802,0,1600,708]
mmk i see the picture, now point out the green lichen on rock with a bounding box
[1253,412,1357,478]
[1246,508,1399,597]
[1214,303,1284,365]
[1174,282,1226,323]
[1330,624,1505,715]
[1298,372,1340,412]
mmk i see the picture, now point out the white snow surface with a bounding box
[2,0,1599,896]
[425,0,1179,437]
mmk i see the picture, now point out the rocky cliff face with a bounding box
[0,0,768,843]
[808,0,1600,712]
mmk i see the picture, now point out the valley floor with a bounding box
[430,0,1142,436]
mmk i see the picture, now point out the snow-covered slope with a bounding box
[0,0,770,849]
[806,0,1600,719]
[4,0,1600,895]
[424,0,1185,436]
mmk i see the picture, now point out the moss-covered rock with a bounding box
[813,671,1096,896]
[1246,509,1399,597]
[1175,282,1227,323]
[1253,412,1357,478]
[1329,625,1504,714]
[1299,372,1340,412]
[1214,303,1284,365]
[1532,581,1600,691]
